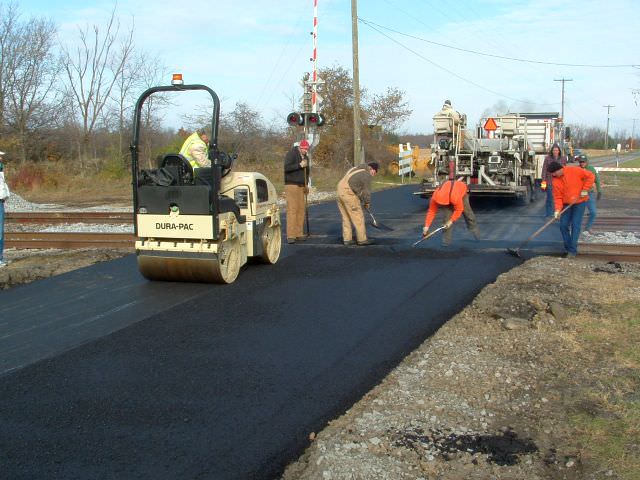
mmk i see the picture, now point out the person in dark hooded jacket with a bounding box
[540,143,567,217]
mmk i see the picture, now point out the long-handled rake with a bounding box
[412,225,447,247]
[507,203,573,258]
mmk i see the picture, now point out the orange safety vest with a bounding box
[424,180,468,228]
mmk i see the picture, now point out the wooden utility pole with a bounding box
[554,78,572,149]
[603,104,615,150]
[351,0,362,166]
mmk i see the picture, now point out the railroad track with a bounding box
[6,212,640,232]
[6,211,132,224]
[576,243,640,263]
[5,232,134,249]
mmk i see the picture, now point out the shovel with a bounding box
[412,225,447,247]
[366,208,394,231]
[507,202,573,258]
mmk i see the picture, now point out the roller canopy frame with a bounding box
[130,84,223,240]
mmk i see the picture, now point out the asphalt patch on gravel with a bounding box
[394,427,538,466]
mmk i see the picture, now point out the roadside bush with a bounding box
[8,164,53,190]
[100,157,128,180]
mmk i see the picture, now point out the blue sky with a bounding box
[17,0,640,136]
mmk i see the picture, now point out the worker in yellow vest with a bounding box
[179,131,210,168]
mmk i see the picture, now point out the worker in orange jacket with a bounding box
[547,161,595,257]
[422,179,480,246]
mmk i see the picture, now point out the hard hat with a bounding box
[299,139,310,149]
[0,151,5,155]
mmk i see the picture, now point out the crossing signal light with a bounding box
[287,112,304,126]
[306,113,325,127]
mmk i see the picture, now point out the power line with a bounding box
[358,18,559,106]
[358,17,638,69]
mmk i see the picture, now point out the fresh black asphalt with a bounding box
[0,185,557,479]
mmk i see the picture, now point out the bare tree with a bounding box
[5,16,60,162]
[0,1,20,132]
[365,87,412,132]
[135,55,170,169]
[61,5,134,166]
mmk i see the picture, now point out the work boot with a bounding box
[357,239,375,246]
[287,238,296,244]
[343,240,356,246]
[296,236,308,242]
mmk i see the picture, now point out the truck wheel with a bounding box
[260,222,282,265]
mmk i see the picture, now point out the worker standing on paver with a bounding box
[577,155,602,234]
[422,179,480,246]
[547,161,595,257]
[0,152,10,267]
[179,130,210,168]
[336,162,378,246]
[438,99,461,127]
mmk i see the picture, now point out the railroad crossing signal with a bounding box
[287,112,305,126]
[306,113,325,126]
[286,112,325,127]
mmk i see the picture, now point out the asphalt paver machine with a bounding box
[131,76,281,284]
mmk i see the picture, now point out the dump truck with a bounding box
[416,112,538,204]
[130,76,281,284]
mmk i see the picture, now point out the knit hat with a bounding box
[367,162,379,172]
[444,100,451,106]
[547,160,563,173]
[299,139,310,149]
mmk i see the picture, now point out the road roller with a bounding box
[130,76,281,284]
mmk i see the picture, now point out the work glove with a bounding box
[299,159,308,168]
[553,210,560,220]
[597,191,602,201]
[579,190,588,197]
[443,220,453,229]
[422,226,429,237]
[540,180,547,191]
[364,203,370,210]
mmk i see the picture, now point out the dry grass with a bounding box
[567,302,640,478]
[7,161,131,206]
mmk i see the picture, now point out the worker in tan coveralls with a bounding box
[336,162,378,246]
